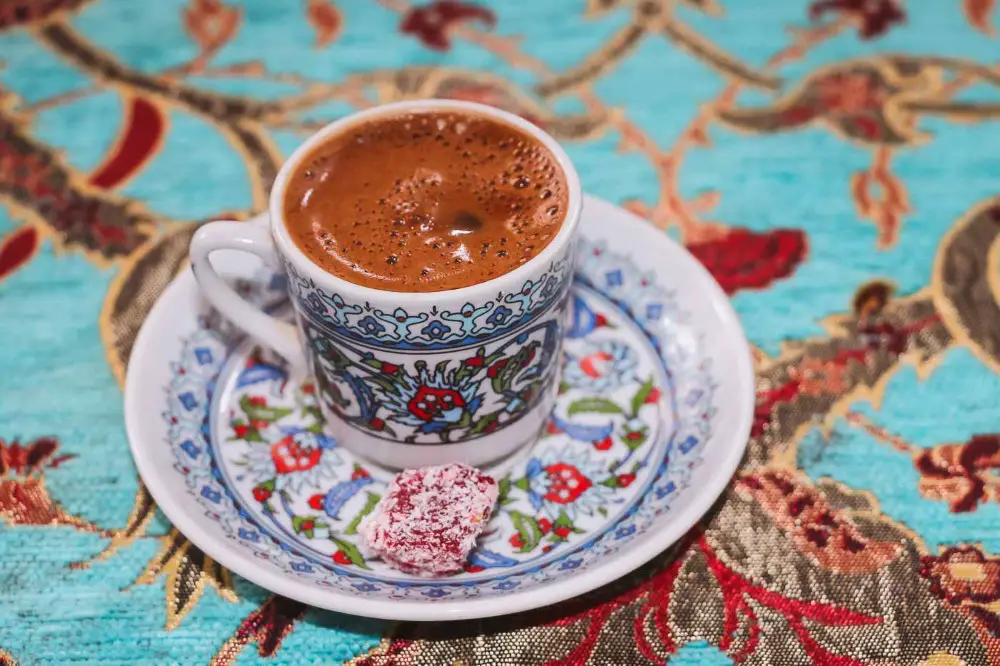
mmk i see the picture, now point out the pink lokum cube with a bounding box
[360,463,498,575]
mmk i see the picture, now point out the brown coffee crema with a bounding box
[283,110,569,292]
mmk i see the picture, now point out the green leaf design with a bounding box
[567,398,623,416]
[330,535,370,569]
[366,375,399,396]
[514,476,530,491]
[509,510,544,553]
[553,510,573,530]
[629,377,655,417]
[344,492,381,536]
[497,476,512,506]
[292,515,320,538]
[239,395,293,422]
[469,410,501,435]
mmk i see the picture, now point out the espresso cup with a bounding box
[190,100,582,469]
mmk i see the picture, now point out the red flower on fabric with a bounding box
[809,0,905,39]
[920,546,1000,605]
[407,385,467,421]
[400,1,495,51]
[0,226,38,283]
[686,228,807,295]
[815,73,888,117]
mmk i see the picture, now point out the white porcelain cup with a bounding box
[190,100,583,469]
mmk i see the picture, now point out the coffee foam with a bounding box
[283,110,568,292]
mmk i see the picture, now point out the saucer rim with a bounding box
[125,194,754,621]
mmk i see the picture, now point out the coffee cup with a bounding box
[189,100,582,469]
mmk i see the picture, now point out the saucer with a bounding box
[125,195,753,621]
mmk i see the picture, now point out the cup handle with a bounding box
[190,215,305,367]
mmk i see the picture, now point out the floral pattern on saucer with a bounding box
[165,239,716,600]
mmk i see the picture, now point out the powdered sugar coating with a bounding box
[359,463,498,576]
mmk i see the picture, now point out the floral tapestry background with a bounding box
[2,0,1000,664]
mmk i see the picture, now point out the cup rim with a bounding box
[267,99,583,305]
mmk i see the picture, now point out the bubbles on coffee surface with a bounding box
[284,110,569,292]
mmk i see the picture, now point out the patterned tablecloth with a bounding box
[3,0,1000,664]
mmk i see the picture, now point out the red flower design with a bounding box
[509,533,524,548]
[644,387,662,404]
[577,351,613,379]
[915,435,1000,513]
[543,463,593,504]
[233,424,250,438]
[301,383,315,395]
[1,437,57,476]
[332,551,352,565]
[400,1,495,51]
[0,225,38,283]
[593,436,613,451]
[463,355,484,367]
[253,486,271,502]
[687,228,807,295]
[352,467,371,481]
[463,563,485,573]
[809,0,904,39]
[270,436,322,474]
[369,417,386,430]
[487,359,509,379]
[617,473,636,488]
[554,525,571,539]
[407,385,467,421]
[248,396,267,407]
[537,518,552,534]
[308,493,325,510]
[381,362,399,374]
[920,546,1000,605]
[300,519,315,532]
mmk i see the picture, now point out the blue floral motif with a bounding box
[486,305,513,328]
[305,292,326,316]
[421,588,450,598]
[559,559,583,571]
[421,320,450,339]
[284,257,572,350]
[357,315,386,336]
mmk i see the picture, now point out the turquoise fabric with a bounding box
[2,0,1000,664]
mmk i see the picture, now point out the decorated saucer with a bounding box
[125,195,754,621]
